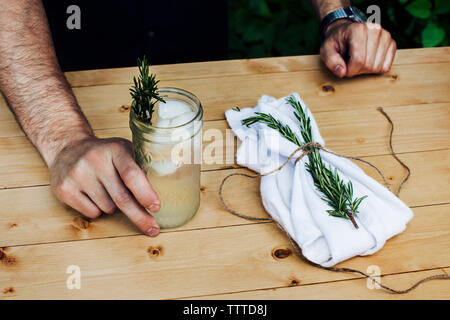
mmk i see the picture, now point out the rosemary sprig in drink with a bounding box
[129,56,165,124]
[241,96,367,228]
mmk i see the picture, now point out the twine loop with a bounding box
[218,107,449,294]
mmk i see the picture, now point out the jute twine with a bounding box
[219,107,449,294]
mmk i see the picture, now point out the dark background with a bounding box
[43,0,228,71]
[43,0,449,71]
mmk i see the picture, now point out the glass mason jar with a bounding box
[129,87,203,228]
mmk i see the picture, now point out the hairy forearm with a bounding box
[308,0,351,20]
[0,0,93,167]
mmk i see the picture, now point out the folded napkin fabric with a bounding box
[225,93,413,267]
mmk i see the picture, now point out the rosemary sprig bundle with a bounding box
[241,96,367,228]
[129,56,165,124]
[241,112,303,146]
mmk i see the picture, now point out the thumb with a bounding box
[320,40,347,78]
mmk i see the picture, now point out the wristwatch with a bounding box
[320,6,367,37]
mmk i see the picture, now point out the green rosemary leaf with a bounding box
[129,55,165,124]
[347,182,354,199]
[241,95,368,228]
[327,210,347,218]
[241,112,302,146]
[352,195,368,210]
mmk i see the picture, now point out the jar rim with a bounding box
[130,87,203,131]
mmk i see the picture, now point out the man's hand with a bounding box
[49,137,161,237]
[0,1,161,237]
[320,20,397,78]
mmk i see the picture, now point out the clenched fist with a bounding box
[49,137,161,237]
[320,21,397,78]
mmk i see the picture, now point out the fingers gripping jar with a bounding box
[130,87,203,228]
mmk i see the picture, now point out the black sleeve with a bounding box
[43,0,228,71]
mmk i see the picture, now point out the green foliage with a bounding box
[406,0,432,19]
[228,0,319,59]
[228,0,449,59]
[435,0,450,14]
[422,22,445,47]
[391,0,449,48]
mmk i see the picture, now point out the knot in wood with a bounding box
[321,84,335,93]
[119,105,130,112]
[148,246,163,259]
[272,247,292,259]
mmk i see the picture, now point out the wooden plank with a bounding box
[392,47,450,64]
[1,62,449,128]
[71,62,450,123]
[0,136,50,188]
[0,204,448,299]
[359,149,449,207]
[193,268,450,300]
[1,96,449,160]
[0,102,448,187]
[0,137,448,205]
[0,168,266,247]
[63,48,450,87]
[0,122,239,190]
[308,103,450,156]
[0,146,449,247]
[95,103,450,159]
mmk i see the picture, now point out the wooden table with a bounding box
[0,48,449,300]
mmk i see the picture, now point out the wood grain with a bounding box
[68,63,450,123]
[193,268,450,300]
[0,147,448,247]
[0,204,448,299]
[0,102,448,188]
[64,47,450,87]
[1,62,449,130]
[0,168,266,247]
[0,143,448,209]
[2,98,449,160]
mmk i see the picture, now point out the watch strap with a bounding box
[320,6,367,37]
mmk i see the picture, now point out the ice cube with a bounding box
[149,118,172,148]
[170,111,196,127]
[156,118,171,128]
[158,100,192,119]
[150,159,180,176]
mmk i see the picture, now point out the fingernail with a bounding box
[335,65,344,77]
[148,202,160,212]
[146,226,160,237]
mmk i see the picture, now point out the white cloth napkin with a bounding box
[225,93,413,267]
